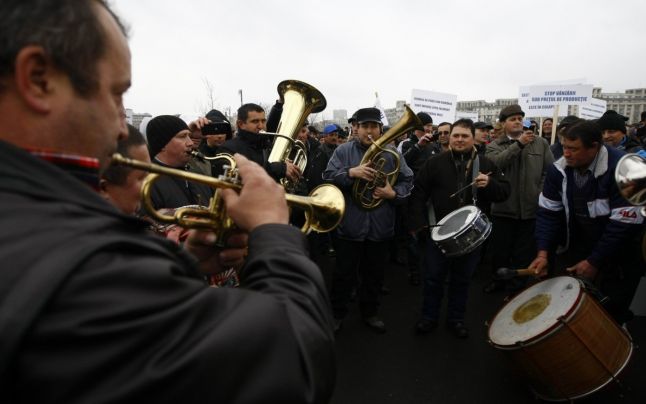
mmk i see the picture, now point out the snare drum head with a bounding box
[431,205,479,241]
[488,277,581,346]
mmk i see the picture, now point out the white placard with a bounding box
[523,84,593,117]
[579,98,607,120]
[519,86,567,117]
[410,89,457,123]
[528,84,593,106]
[456,111,479,122]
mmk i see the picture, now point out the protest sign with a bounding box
[578,98,607,119]
[410,89,457,123]
[456,111,479,122]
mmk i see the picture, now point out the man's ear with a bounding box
[13,46,60,113]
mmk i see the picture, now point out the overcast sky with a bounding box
[110,0,646,121]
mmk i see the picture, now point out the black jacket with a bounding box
[408,149,510,231]
[306,142,336,191]
[214,129,285,181]
[0,140,335,403]
[401,138,442,174]
[149,158,214,209]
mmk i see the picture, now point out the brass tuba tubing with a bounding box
[351,104,423,210]
[266,80,326,192]
[111,153,345,234]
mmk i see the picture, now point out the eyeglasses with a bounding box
[438,131,450,135]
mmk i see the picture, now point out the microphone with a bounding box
[495,267,536,280]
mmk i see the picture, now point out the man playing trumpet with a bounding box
[0,1,335,402]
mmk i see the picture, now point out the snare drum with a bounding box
[488,276,633,401]
[431,205,491,257]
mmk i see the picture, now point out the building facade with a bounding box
[456,98,519,124]
[594,88,646,123]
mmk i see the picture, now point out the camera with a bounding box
[201,122,232,136]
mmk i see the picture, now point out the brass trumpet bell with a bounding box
[111,153,345,237]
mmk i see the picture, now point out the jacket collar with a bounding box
[0,140,141,222]
[555,144,608,178]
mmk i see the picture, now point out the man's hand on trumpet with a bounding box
[186,230,248,275]
[185,154,289,274]
[222,154,289,231]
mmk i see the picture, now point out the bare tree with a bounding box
[195,77,218,115]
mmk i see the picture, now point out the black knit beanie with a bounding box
[597,111,627,134]
[146,115,189,157]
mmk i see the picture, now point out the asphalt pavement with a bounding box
[324,255,646,404]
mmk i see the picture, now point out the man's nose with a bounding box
[117,118,128,141]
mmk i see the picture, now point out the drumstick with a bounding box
[449,172,492,198]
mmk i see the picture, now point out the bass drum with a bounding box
[431,205,491,257]
[488,276,633,401]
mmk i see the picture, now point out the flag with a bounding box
[374,91,389,126]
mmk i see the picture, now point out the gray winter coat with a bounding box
[485,135,554,219]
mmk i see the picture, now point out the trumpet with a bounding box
[111,153,345,243]
[190,150,221,161]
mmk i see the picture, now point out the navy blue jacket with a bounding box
[323,140,413,241]
[536,146,644,268]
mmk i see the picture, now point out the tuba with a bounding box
[351,105,423,210]
[266,80,326,192]
[111,153,345,246]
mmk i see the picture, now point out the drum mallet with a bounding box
[495,267,536,280]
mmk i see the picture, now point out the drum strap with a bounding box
[471,154,480,205]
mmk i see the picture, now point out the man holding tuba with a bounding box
[324,107,413,333]
[213,103,302,184]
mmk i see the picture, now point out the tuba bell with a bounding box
[351,105,423,210]
[266,80,327,192]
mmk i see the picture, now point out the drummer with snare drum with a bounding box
[408,118,510,338]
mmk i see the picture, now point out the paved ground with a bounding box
[324,256,646,404]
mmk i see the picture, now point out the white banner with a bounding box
[521,84,593,117]
[456,111,479,122]
[410,89,457,123]
[579,98,607,120]
[519,86,565,117]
